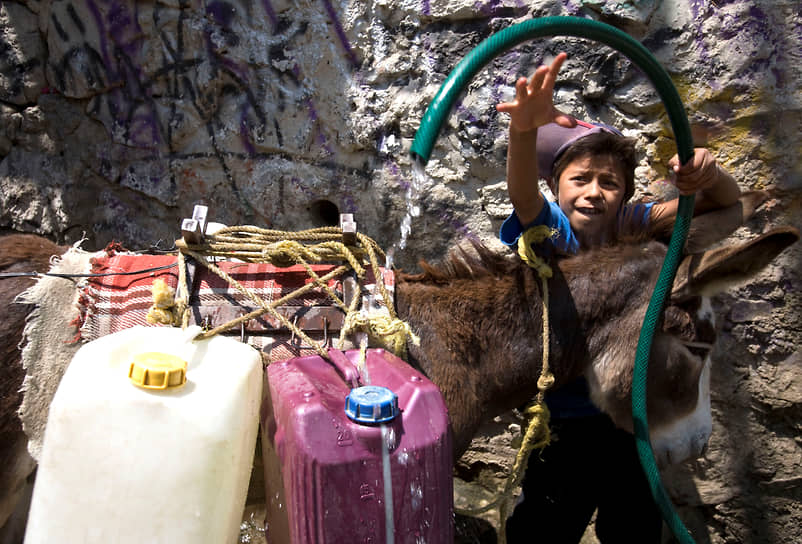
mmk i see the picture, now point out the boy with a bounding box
[495,53,740,542]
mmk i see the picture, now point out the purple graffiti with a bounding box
[320,0,360,68]
[290,177,320,200]
[85,0,115,80]
[240,105,257,157]
[306,96,335,156]
[127,111,161,148]
[439,208,479,241]
[562,0,585,16]
[455,98,479,124]
[207,1,237,28]
[342,194,357,214]
[287,61,335,157]
[688,0,707,20]
[260,0,280,31]
[385,160,411,192]
[472,0,526,16]
[84,0,162,148]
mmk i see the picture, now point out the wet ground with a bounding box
[238,479,503,544]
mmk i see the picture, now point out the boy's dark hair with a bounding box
[551,131,638,202]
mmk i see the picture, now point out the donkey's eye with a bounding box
[670,297,717,360]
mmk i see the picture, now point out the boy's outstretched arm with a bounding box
[496,52,576,225]
[649,148,741,231]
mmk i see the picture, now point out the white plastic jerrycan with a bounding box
[24,325,263,544]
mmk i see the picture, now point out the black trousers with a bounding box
[505,414,662,543]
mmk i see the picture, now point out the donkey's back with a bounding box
[1,234,64,435]
[0,234,65,538]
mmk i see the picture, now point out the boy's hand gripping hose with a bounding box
[410,17,696,544]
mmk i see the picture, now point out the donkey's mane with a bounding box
[401,232,662,285]
[402,240,520,283]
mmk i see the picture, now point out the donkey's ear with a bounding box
[682,190,768,254]
[672,226,799,301]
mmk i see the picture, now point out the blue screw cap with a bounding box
[344,385,399,424]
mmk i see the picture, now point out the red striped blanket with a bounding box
[77,250,394,361]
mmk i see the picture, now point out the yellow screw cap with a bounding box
[128,352,187,390]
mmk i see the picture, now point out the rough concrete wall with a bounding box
[1,1,800,542]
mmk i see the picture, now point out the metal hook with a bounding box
[240,313,246,343]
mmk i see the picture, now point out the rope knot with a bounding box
[519,402,552,452]
[517,225,558,279]
[342,311,420,359]
[262,240,319,266]
[146,278,185,326]
[537,371,555,392]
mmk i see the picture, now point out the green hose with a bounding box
[410,17,696,544]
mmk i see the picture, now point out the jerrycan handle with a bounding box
[326,348,360,389]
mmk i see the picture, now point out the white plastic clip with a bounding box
[340,213,357,245]
[181,205,209,245]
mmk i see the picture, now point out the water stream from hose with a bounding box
[385,157,431,269]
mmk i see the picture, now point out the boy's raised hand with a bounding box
[496,52,576,132]
[669,148,719,195]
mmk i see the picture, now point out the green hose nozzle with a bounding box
[411,16,696,544]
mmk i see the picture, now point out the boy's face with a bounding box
[553,153,627,246]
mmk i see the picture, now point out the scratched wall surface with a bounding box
[2,1,801,543]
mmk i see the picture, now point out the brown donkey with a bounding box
[0,193,797,538]
[395,193,798,460]
[0,234,67,540]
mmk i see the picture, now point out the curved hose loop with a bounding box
[410,16,696,544]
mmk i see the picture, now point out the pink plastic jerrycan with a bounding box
[261,348,453,543]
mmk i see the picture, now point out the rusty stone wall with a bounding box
[2,1,800,542]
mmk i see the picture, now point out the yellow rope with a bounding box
[337,280,365,349]
[356,232,396,316]
[516,225,558,280]
[146,226,413,361]
[455,225,557,544]
[339,312,420,359]
[145,268,191,328]
[176,250,191,329]
[145,277,179,325]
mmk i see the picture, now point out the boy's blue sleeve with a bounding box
[624,201,655,227]
[499,197,579,255]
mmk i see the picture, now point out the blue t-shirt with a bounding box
[500,197,654,255]
[499,195,654,418]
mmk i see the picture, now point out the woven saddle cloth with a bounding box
[77,249,394,362]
